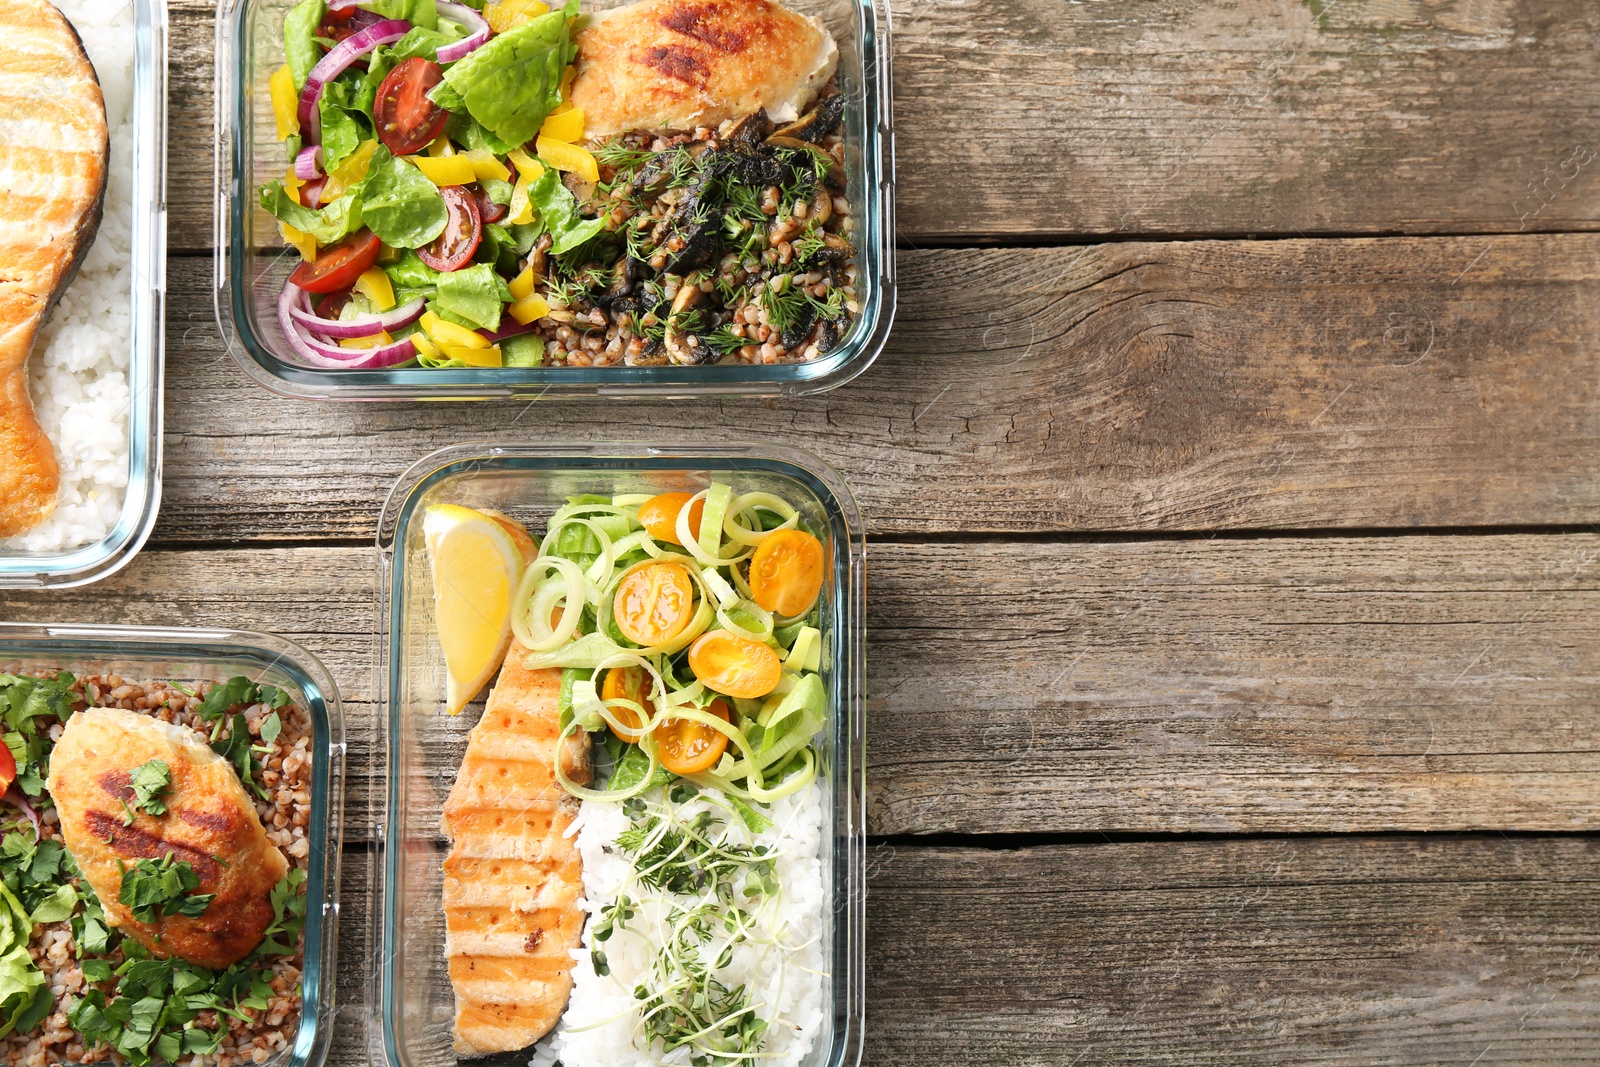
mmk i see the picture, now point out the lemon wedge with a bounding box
[423,504,530,715]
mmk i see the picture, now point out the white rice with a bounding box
[0,0,134,555]
[551,785,828,1067]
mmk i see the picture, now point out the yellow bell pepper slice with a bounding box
[420,311,491,350]
[323,139,378,201]
[427,136,455,157]
[463,149,510,183]
[559,64,575,99]
[539,106,585,144]
[341,330,394,350]
[269,65,300,141]
[537,137,598,183]
[507,293,551,326]
[446,343,503,367]
[280,222,317,262]
[484,0,548,33]
[410,154,478,187]
[508,265,537,301]
[506,149,545,225]
[355,267,396,311]
[410,331,442,360]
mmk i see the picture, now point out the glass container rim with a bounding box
[213,0,895,400]
[0,0,169,588]
[373,442,867,1067]
[0,621,347,1067]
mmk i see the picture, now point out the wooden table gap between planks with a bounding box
[9,0,1600,1062]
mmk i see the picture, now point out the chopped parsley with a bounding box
[194,676,290,723]
[123,760,172,824]
[117,855,215,924]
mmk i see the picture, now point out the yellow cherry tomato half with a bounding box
[638,492,704,547]
[748,529,825,617]
[600,664,656,743]
[688,630,782,698]
[614,562,696,647]
[656,697,732,776]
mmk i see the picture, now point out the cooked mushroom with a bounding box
[664,285,723,366]
[726,108,774,147]
[769,94,845,144]
[596,255,648,311]
[656,174,722,275]
[766,136,846,191]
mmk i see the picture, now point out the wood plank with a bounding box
[161,234,1600,540]
[6,535,1599,836]
[323,835,1600,1065]
[173,0,1600,248]
[867,836,1600,1066]
[331,838,1600,1062]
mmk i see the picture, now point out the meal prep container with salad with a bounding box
[214,0,894,400]
[0,622,347,1067]
[0,0,167,589]
[373,442,866,1065]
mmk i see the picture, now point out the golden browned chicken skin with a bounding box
[47,708,290,970]
[0,0,108,537]
[441,647,590,1057]
[569,0,837,138]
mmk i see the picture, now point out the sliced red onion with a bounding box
[3,789,39,841]
[297,18,410,144]
[294,144,325,180]
[289,295,426,338]
[325,0,363,10]
[278,281,419,369]
[435,1,491,63]
[481,318,538,342]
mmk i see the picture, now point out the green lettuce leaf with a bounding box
[318,94,364,172]
[362,0,436,29]
[358,147,449,248]
[437,0,578,147]
[502,333,545,367]
[28,883,77,925]
[527,167,606,254]
[431,262,506,332]
[259,182,363,244]
[283,0,325,91]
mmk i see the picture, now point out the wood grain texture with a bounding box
[867,836,1600,1066]
[326,835,1600,1066]
[7,536,1599,836]
[162,234,1600,539]
[174,0,1600,248]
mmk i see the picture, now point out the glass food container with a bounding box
[0,622,347,1067]
[374,443,866,1065]
[214,0,895,400]
[0,0,167,588]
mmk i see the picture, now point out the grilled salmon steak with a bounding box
[0,0,107,537]
[441,645,590,1057]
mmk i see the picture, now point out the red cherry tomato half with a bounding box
[0,743,16,791]
[317,7,360,43]
[474,183,508,224]
[314,288,353,320]
[298,176,327,209]
[418,186,483,273]
[289,229,383,294]
[373,57,449,158]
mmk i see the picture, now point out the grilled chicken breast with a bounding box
[441,646,590,1057]
[0,0,107,537]
[47,707,290,970]
[570,0,838,137]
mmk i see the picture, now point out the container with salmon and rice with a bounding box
[216,0,893,398]
[0,0,166,588]
[376,444,865,1066]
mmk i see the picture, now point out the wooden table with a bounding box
[8,0,1600,1062]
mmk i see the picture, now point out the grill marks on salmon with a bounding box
[0,0,107,537]
[441,646,591,1057]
